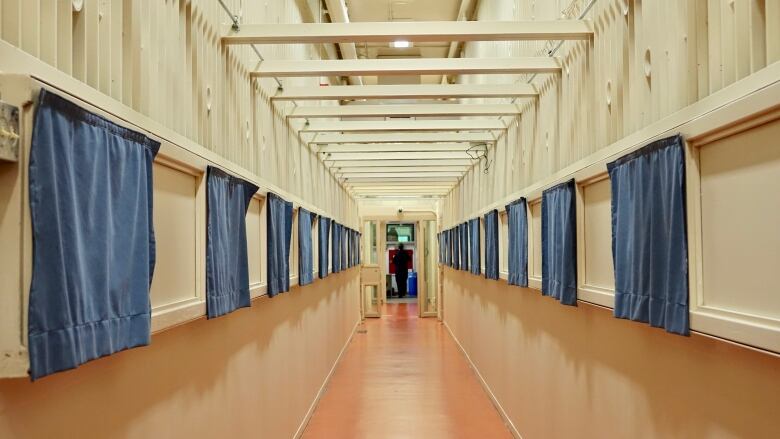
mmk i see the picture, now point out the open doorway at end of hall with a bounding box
[359,218,439,319]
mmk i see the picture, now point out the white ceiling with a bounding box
[235,1,577,199]
[342,0,462,85]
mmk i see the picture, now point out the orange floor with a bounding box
[302,302,512,439]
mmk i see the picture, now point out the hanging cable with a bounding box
[218,0,284,90]
[466,142,492,174]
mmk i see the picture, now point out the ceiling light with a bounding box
[391,40,411,49]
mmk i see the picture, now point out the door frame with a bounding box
[360,219,382,318]
[360,212,438,318]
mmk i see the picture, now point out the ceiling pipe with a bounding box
[324,0,364,86]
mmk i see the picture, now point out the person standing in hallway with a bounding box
[393,244,410,298]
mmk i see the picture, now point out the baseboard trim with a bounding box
[293,318,361,439]
[443,321,524,439]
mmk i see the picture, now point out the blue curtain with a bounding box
[347,229,354,268]
[541,180,577,306]
[459,222,469,271]
[353,230,360,266]
[205,167,258,319]
[452,228,459,268]
[28,90,160,380]
[438,233,443,264]
[267,193,293,297]
[341,226,348,269]
[608,135,689,335]
[345,229,351,268]
[331,222,341,273]
[484,210,499,280]
[469,218,481,275]
[442,231,450,266]
[506,198,529,287]
[298,208,314,286]
[318,217,331,278]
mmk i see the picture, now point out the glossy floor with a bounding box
[302,303,512,438]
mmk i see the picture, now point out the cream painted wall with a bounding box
[0,270,360,439]
[442,267,780,439]
[0,0,354,221]
[446,0,780,223]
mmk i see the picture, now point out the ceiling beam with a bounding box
[341,172,462,178]
[319,143,476,153]
[323,151,477,161]
[331,159,474,168]
[344,176,459,182]
[352,190,450,195]
[346,182,454,188]
[301,119,506,133]
[252,57,560,78]
[222,20,593,45]
[288,103,520,119]
[271,83,538,101]
[310,132,495,144]
[336,166,468,173]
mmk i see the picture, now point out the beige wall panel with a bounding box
[150,163,198,308]
[0,0,359,230]
[442,268,780,439]
[582,178,615,291]
[699,119,780,320]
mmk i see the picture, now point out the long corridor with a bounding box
[302,303,512,439]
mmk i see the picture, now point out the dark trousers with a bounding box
[396,274,408,297]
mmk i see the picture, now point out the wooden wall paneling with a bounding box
[39,0,56,66]
[98,0,111,95]
[736,0,753,81]
[708,0,722,93]
[749,0,767,73]
[56,0,72,74]
[109,0,123,100]
[72,1,86,82]
[85,0,99,89]
[695,0,709,100]
[721,0,737,88]
[768,0,780,62]
[19,0,36,56]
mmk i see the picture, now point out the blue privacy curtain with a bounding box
[318,217,331,278]
[298,208,314,286]
[484,210,499,280]
[541,180,577,306]
[468,218,481,275]
[205,167,259,319]
[341,226,348,269]
[331,222,341,273]
[355,230,361,266]
[346,228,353,268]
[506,198,529,287]
[452,228,460,269]
[347,229,353,268]
[28,89,160,379]
[443,231,451,266]
[608,135,689,335]
[438,233,444,264]
[267,192,293,297]
[459,222,469,271]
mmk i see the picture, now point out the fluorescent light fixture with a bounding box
[391,40,411,48]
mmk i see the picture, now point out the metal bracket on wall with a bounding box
[0,101,20,162]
